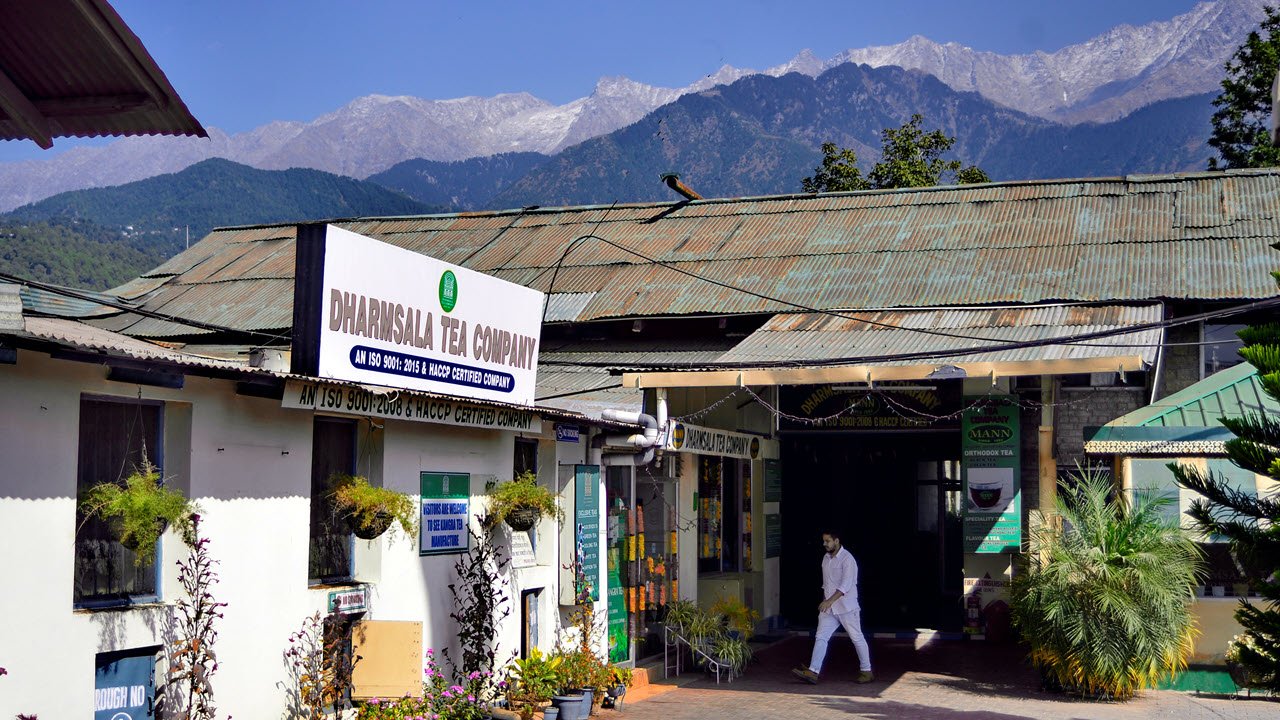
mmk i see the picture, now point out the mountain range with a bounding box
[0,0,1265,211]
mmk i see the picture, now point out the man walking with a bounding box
[792,529,873,684]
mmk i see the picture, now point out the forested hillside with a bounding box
[6,158,448,260]
[367,152,551,210]
[0,218,166,290]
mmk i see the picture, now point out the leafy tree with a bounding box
[1011,469,1202,699]
[802,114,989,193]
[800,142,871,193]
[1171,320,1280,690]
[1208,6,1280,170]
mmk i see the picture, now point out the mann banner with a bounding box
[961,397,1021,553]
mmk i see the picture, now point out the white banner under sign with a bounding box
[318,225,544,405]
[664,421,779,460]
[284,379,541,433]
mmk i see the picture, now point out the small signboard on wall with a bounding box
[420,472,470,556]
[95,648,157,720]
[764,459,782,502]
[765,514,782,559]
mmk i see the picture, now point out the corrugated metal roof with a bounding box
[543,293,596,323]
[0,0,205,148]
[717,304,1164,367]
[1102,362,1277,428]
[6,318,622,427]
[81,170,1280,337]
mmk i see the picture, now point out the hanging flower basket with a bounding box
[352,510,395,540]
[505,506,541,531]
[109,515,169,553]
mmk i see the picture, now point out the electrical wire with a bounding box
[535,233,1280,371]
[537,294,1280,371]
[0,271,290,345]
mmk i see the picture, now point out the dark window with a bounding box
[309,417,356,583]
[74,396,163,605]
[1204,322,1246,378]
[514,438,538,478]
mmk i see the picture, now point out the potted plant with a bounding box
[78,458,196,562]
[600,666,631,710]
[663,598,699,636]
[505,648,562,720]
[484,471,563,532]
[329,474,417,542]
[711,596,759,641]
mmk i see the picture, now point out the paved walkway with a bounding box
[602,636,1280,720]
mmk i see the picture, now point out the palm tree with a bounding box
[1011,469,1203,699]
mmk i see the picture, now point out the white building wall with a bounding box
[0,350,566,719]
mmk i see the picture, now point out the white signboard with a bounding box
[283,380,541,433]
[318,225,544,405]
[509,532,536,568]
[664,421,779,460]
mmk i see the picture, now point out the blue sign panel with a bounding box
[95,650,155,719]
[575,464,601,602]
[555,424,580,443]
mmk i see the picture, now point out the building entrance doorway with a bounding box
[779,431,963,631]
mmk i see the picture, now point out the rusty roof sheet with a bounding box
[0,0,205,148]
[86,170,1280,336]
[717,304,1164,367]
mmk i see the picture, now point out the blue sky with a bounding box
[2,0,1205,162]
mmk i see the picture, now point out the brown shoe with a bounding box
[857,671,875,683]
[791,666,820,684]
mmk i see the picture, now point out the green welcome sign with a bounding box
[961,397,1021,553]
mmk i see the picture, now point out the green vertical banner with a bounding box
[607,546,628,662]
[961,398,1020,553]
[575,464,601,602]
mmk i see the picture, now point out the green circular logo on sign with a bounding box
[439,270,458,312]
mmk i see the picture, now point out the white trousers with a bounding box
[809,607,871,674]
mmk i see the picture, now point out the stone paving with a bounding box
[602,636,1280,720]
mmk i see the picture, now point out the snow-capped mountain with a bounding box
[784,0,1267,123]
[0,0,1265,211]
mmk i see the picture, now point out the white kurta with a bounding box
[821,546,859,614]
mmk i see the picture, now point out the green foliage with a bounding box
[803,114,989,193]
[483,471,563,529]
[329,474,418,542]
[1173,316,1280,691]
[1011,469,1202,700]
[505,648,563,711]
[78,458,195,564]
[1208,6,1280,170]
[663,598,700,630]
[800,143,869,192]
[0,217,165,290]
[709,595,759,640]
[868,114,986,189]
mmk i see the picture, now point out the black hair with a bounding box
[821,528,841,541]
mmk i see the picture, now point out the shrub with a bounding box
[1011,470,1203,699]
